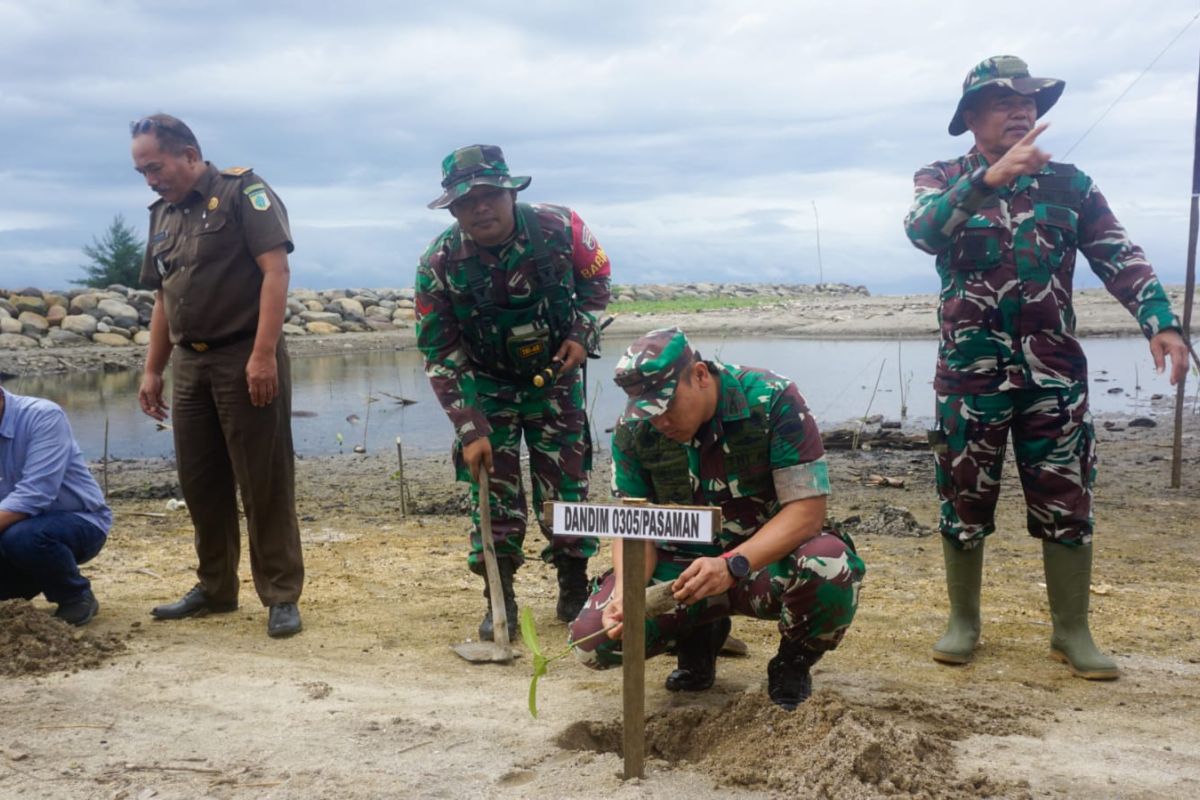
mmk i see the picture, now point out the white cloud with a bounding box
[0,0,1196,291]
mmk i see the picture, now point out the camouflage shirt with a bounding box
[904,150,1180,394]
[415,203,611,445]
[611,360,830,555]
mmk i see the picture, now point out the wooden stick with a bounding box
[396,436,408,516]
[853,358,887,451]
[1173,49,1200,488]
[1173,194,1198,488]
[621,538,646,780]
[102,416,109,499]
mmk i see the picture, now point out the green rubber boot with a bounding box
[1042,541,1119,680]
[931,537,984,665]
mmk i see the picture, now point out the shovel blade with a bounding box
[450,641,516,663]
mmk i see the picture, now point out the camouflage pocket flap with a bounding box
[1034,203,1078,232]
[949,222,1004,272]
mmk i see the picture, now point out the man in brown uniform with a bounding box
[132,114,304,638]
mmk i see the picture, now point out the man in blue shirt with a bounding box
[0,386,111,626]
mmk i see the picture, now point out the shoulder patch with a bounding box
[221,166,253,177]
[243,183,271,211]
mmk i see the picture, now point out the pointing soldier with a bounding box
[415,145,611,640]
[133,114,304,638]
[904,57,1188,678]
[569,328,865,709]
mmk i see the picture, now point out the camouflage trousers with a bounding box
[932,386,1096,549]
[568,532,865,669]
[455,371,599,573]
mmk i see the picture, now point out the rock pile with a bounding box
[0,286,154,350]
[1,282,866,351]
[0,285,417,350]
[610,282,868,303]
[282,287,415,337]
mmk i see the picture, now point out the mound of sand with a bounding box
[558,691,1033,799]
[0,600,125,676]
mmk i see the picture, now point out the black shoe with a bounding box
[267,603,302,638]
[555,556,590,622]
[665,617,731,692]
[55,590,99,627]
[767,638,822,710]
[151,585,238,621]
[478,557,518,642]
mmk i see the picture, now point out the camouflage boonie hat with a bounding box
[948,55,1064,136]
[427,144,532,210]
[613,327,696,422]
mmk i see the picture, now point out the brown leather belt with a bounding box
[180,331,254,353]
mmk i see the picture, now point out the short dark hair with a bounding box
[677,353,707,386]
[130,114,202,158]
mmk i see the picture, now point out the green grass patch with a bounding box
[608,295,783,315]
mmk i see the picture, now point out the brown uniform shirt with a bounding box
[139,163,293,345]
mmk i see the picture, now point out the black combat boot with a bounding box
[478,557,519,642]
[665,617,731,692]
[767,637,823,710]
[554,556,590,622]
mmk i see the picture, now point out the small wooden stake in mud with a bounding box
[546,499,720,781]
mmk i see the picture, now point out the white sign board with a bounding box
[549,501,716,543]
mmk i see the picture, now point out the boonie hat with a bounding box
[427,144,532,209]
[613,327,697,422]
[948,55,1065,136]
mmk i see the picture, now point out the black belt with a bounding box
[180,331,254,353]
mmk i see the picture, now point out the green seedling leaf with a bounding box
[528,660,546,718]
[521,607,621,718]
[519,607,544,658]
[523,608,549,717]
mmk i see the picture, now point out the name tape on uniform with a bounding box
[547,501,717,543]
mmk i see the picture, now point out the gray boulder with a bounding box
[0,332,38,349]
[18,311,49,335]
[299,310,342,324]
[97,298,139,328]
[92,332,133,346]
[61,314,99,336]
[48,329,89,347]
[330,297,365,317]
[11,295,48,315]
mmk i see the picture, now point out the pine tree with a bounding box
[77,214,145,288]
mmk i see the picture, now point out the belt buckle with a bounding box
[190,342,209,353]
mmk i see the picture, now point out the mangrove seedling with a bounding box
[520,608,616,719]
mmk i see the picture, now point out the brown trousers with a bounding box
[171,338,304,606]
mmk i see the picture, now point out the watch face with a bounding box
[728,554,751,579]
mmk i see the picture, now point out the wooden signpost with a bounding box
[547,500,720,780]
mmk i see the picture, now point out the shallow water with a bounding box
[6,336,1180,461]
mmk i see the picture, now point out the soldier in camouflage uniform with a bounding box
[904,56,1189,679]
[415,145,611,641]
[569,328,865,709]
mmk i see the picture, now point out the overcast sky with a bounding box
[1,1,1197,295]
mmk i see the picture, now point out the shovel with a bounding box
[452,470,517,663]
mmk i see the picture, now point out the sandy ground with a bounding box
[2,404,1199,799]
[2,292,1199,799]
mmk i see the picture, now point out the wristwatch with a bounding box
[722,551,751,580]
